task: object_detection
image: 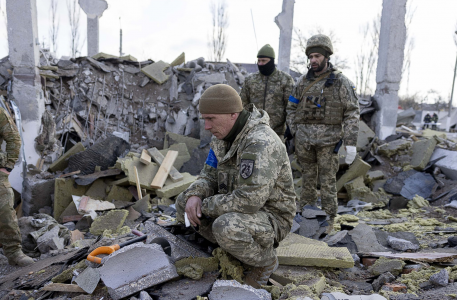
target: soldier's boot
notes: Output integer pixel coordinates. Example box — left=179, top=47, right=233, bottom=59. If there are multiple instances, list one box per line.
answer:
left=244, top=256, right=279, bottom=289
left=7, top=250, right=34, bottom=267
left=325, top=218, right=335, bottom=235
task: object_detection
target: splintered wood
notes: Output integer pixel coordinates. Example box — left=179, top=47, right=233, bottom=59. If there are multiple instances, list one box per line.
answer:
left=148, top=147, right=184, bottom=182
left=140, top=149, right=151, bottom=165
left=133, top=166, right=142, bottom=198
left=151, top=150, right=178, bottom=189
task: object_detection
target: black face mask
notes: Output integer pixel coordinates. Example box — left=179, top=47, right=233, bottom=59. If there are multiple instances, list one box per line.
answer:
left=258, top=58, right=275, bottom=76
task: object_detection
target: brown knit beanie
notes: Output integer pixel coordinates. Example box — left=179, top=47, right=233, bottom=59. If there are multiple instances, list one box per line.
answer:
left=199, top=84, right=243, bottom=114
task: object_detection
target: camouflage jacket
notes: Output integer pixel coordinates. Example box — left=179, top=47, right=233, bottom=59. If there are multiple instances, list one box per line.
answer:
left=286, top=66, right=360, bottom=147
left=240, top=69, right=294, bottom=137
left=0, top=107, right=20, bottom=170
left=183, top=104, right=296, bottom=243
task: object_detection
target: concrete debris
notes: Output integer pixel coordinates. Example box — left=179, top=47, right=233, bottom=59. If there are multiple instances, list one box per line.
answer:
left=89, top=209, right=129, bottom=235
left=321, top=293, right=387, bottom=300
left=141, top=60, right=170, bottom=84
left=208, top=280, right=271, bottom=300
left=429, top=269, right=449, bottom=287
left=337, top=157, right=371, bottom=192
left=431, top=148, right=457, bottom=180
left=368, top=257, right=406, bottom=276
left=400, top=172, right=435, bottom=200
left=349, top=224, right=387, bottom=252
left=372, top=271, right=395, bottom=292
left=99, top=243, right=179, bottom=300
left=378, top=139, right=412, bottom=158
left=75, top=267, right=100, bottom=294
left=387, top=236, right=420, bottom=251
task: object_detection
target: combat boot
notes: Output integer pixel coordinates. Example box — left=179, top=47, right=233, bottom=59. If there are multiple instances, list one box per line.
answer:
left=8, top=251, right=34, bottom=267
left=244, top=256, right=279, bottom=289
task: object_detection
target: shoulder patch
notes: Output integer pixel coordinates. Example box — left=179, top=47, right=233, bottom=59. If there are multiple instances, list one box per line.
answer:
left=240, top=159, right=255, bottom=179
left=205, top=148, right=218, bottom=169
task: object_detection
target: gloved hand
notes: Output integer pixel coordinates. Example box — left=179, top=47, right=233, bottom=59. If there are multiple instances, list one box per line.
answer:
left=345, top=146, right=357, bottom=164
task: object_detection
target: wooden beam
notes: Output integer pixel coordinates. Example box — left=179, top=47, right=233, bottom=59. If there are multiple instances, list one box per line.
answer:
left=134, top=166, right=142, bottom=199
left=151, top=150, right=178, bottom=189
left=140, top=149, right=151, bottom=165
left=148, top=147, right=183, bottom=182
left=42, top=283, right=87, bottom=293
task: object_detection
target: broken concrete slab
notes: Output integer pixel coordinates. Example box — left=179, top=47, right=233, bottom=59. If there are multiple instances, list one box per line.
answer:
left=400, top=172, right=435, bottom=200
left=374, top=230, right=419, bottom=250
left=410, top=138, right=437, bottom=170
left=368, top=256, right=406, bottom=276
left=348, top=224, right=388, bottom=252
left=49, top=142, right=85, bottom=172
left=387, top=236, right=420, bottom=252
left=36, top=226, right=65, bottom=254
left=150, top=271, right=218, bottom=300
left=155, top=172, right=197, bottom=198
left=22, top=176, right=55, bottom=216
left=99, top=243, right=179, bottom=300
left=337, top=157, right=371, bottom=192
left=321, top=293, right=387, bottom=300
left=89, top=209, right=128, bottom=235
left=66, top=136, right=130, bottom=175
left=378, top=139, right=412, bottom=158
left=298, top=218, right=320, bottom=239
left=164, top=131, right=200, bottom=155
left=430, top=148, right=457, bottom=180
left=208, top=280, right=271, bottom=300
left=54, top=178, right=89, bottom=220
left=383, top=169, right=418, bottom=195
left=84, top=179, right=108, bottom=200
left=106, top=185, right=133, bottom=202
left=276, top=236, right=354, bottom=268
left=357, top=121, right=375, bottom=151
left=372, top=272, right=395, bottom=292
left=430, top=269, right=449, bottom=287
left=75, top=267, right=100, bottom=294
left=141, top=60, right=170, bottom=84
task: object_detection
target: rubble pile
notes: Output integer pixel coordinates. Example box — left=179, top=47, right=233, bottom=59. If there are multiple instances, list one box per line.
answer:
left=2, top=53, right=457, bottom=300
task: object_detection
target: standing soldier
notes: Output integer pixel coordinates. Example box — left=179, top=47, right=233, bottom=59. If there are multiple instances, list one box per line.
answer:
left=240, top=44, right=294, bottom=138
left=286, top=34, right=360, bottom=233
left=177, top=84, right=296, bottom=288
left=0, top=107, right=34, bottom=266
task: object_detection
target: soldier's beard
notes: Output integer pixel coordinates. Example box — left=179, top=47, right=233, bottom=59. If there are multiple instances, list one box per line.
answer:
left=312, top=59, right=327, bottom=73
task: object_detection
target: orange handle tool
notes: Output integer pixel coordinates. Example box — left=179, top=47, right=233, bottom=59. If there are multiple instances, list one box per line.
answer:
left=87, top=235, right=147, bottom=264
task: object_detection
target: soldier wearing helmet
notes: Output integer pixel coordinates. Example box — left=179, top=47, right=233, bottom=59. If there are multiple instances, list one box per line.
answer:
left=286, top=34, right=360, bottom=234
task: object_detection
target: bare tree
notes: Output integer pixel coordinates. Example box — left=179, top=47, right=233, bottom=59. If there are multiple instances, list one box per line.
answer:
left=67, top=0, right=82, bottom=58
left=353, top=14, right=381, bottom=97
left=291, top=26, right=348, bottom=74
left=208, top=0, right=229, bottom=62
left=49, top=0, right=59, bottom=55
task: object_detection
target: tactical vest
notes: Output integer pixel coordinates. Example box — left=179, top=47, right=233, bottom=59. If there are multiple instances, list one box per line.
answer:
left=295, top=71, right=344, bottom=125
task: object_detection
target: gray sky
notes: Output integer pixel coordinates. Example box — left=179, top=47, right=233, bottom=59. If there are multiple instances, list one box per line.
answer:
left=1, top=0, right=457, bottom=105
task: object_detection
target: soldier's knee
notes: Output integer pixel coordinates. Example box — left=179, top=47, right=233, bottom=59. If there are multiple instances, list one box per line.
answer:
left=212, top=213, right=233, bottom=236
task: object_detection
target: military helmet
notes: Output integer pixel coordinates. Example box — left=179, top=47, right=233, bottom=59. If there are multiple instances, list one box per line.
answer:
left=305, top=34, right=333, bottom=57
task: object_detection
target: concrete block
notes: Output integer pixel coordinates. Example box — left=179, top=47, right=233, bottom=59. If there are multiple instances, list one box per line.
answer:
left=75, top=267, right=100, bottom=294
left=348, top=224, right=387, bottom=252
left=155, top=172, right=197, bottom=198
left=276, top=237, right=354, bottom=268
left=383, top=169, right=417, bottom=195
left=22, top=176, right=55, bottom=216
left=99, top=243, right=178, bottom=300
left=357, top=121, right=375, bottom=151
left=54, top=178, right=89, bottom=220
left=387, top=236, right=420, bottom=252
left=344, top=176, right=366, bottom=198
left=430, top=269, right=449, bottom=287
left=368, top=256, right=405, bottom=276
left=378, top=139, right=411, bottom=158
left=337, top=157, right=371, bottom=192
left=170, top=52, right=185, bottom=67
left=106, top=185, right=133, bottom=202
left=410, top=138, right=437, bottom=170
left=431, top=148, right=457, bottom=180
left=139, top=291, right=152, bottom=300
left=89, top=209, right=128, bottom=235
left=208, top=280, right=271, bottom=300
left=372, top=271, right=395, bottom=292
left=365, top=171, right=385, bottom=185
left=36, top=226, right=65, bottom=253
left=48, top=142, right=85, bottom=172
left=141, top=60, right=170, bottom=84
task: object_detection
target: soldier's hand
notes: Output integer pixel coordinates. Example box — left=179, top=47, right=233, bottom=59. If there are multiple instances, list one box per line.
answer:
left=0, top=168, right=10, bottom=175
left=185, top=196, right=202, bottom=226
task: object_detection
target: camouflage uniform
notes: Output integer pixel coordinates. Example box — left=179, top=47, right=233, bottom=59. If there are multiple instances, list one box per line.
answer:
left=0, top=107, right=23, bottom=259
left=240, top=69, right=294, bottom=137
left=176, top=104, right=296, bottom=267
left=286, top=64, right=359, bottom=217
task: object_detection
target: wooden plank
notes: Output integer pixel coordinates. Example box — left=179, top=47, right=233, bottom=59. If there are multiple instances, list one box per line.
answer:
left=42, top=283, right=86, bottom=293
left=148, top=147, right=183, bottom=182
left=59, top=170, right=81, bottom=178
left=134, top=166, right=142, bottom=199
left=140, top=149, right=151, bottom=165
left=151, top=150, right=178, bottom=189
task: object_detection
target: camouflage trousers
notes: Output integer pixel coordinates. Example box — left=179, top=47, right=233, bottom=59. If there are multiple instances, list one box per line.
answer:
left=295, top=143, right=338, bottom=218
left=176, top=193, right=276, bottom=267
left=0, top=173, right=22, bottom=258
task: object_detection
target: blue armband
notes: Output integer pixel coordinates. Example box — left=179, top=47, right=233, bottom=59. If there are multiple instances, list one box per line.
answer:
left=288, top=95, right=299, bottom=104
left=205, top=148, right=218, bottom=169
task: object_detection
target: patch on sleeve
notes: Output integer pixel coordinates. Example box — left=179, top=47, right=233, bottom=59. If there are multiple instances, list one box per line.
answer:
left=240, top=159, right=255, bottom=179
left=288, top=95, right=299, bottom=104
left=205, top=148, right=218, bottom=169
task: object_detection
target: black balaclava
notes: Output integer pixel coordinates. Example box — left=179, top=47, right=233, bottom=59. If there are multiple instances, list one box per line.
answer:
left=257, top=56, right=276, bottom=76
